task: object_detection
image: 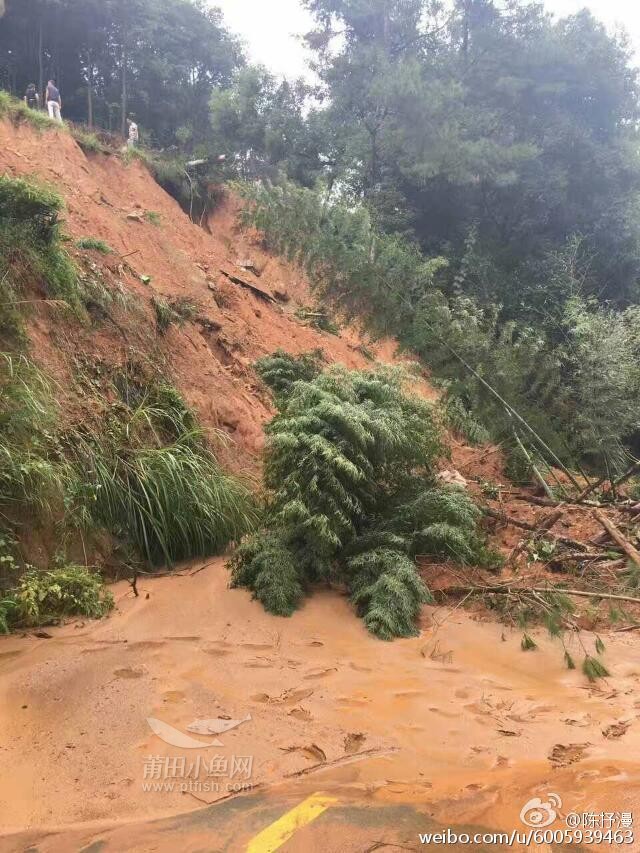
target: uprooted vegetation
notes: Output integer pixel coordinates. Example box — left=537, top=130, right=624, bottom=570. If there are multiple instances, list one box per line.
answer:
left=230, top=352, right=500, bottom=640
left=230, top=350, right=640, bottom=676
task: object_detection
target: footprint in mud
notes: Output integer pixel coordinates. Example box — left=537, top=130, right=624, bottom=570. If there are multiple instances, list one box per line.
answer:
left=251, top=687, right=314, bottom=705
left=162, top=690, right=186, bottom=703
left=127, top=640, right=166, bottom=651
left=164, top=636, right=201, bottom=642
left=337, top=695, right=371, bottom=707
left=114, top=667, right=144, bottom=679
left=428, top=707, right=459, bottom=718
left=289, top=707, right=312, bottom=721
left=240, top=643, right=274, bottom=651
left=344, top=732, right=367, bottom=754
left=455, top=688, right=470, bottom=699
left=393, top=690, right=425, bottom=699
left=202, top=646, right=232, bottom=657
left=303, top=667, right=337, bottom=680
left=549, top=742, right=590, bottom=768
left=0, top=650, right=21, bottom=661
left=349, top=662, right=372, bottom=673
left=244, top=658, right=275, bottom=669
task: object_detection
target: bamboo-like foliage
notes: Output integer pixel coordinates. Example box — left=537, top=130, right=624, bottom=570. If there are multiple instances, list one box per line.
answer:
left=231, top=358, right=495, bottom=639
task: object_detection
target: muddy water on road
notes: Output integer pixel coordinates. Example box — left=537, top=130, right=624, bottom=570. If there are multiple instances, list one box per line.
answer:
left=0, top=560, right=639, bottom=848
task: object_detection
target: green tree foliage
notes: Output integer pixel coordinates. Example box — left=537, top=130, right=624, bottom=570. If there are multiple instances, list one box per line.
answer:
left=304, top=0, right=640, bottom=307
left=230, top=361, right=495, bottom=639
left=0, top=0, right=243, bottom=145
left=210, top=67, right=321, bottom=183
left=255, top=348, right=324, bottom=399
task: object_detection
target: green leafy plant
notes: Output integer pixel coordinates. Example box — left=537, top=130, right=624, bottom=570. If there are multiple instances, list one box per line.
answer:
left=7, top=566, right=113, bottom=628
left=255, top=349, right=324, bottom=398
left=76, top=237, right=112, bottom=254
left=145, top=211, right=161, bottom=226
left=231, top=361, right=494, bottom=639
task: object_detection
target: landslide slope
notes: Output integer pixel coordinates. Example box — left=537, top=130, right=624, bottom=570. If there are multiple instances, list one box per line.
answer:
left=0, top=118, right=404, bottom=480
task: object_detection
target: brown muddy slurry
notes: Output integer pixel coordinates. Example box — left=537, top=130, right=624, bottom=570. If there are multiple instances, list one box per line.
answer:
left=1, top=561, right=639, bottom=851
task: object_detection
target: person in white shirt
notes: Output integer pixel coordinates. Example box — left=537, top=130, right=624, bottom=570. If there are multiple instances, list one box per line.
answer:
left=45, top=80, right=62, bottom=123
left=127, top=118, right=139, bottom=148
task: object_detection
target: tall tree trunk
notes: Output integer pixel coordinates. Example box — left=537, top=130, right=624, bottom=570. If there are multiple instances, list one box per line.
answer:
left=87, top=47, right=94, bottom=129
left=38, top=19, right=43, bottom=100
left=461, top=0, right=471, bottom=66
left=120, top=1, right=128, bottom=137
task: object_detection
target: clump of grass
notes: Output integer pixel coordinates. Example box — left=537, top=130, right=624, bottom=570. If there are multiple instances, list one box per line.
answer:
left=0, top=175, right=78, bottom=321
left=76, top=237, right=112, bottom=254
left=70, top=127, right=109, bottom=154
left=75, top=384, right=258, bottom=566
left=0, top=353, right=71, bottom=513
left=152, top=295, right=200, bottom=333
left=0, top=91, right=58, bottom=132
left=151, top=296, right=174, bottom=333
left=145, top=211, right=161, bottom=226
left=1, top=566, right=113, bottom=631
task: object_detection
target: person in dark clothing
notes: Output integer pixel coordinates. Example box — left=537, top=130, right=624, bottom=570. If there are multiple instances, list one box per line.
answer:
left=24, top=83, right=40, bottom=110
left=45, top=79, right=62, bottom=123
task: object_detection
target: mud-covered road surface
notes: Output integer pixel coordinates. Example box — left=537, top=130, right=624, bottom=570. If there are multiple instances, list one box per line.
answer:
left=1, top=560, right=639, bottom=851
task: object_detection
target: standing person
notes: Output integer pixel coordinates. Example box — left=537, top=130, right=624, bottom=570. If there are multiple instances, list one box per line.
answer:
left=127, top=117, right=139, bottom=148
left=24, top=83, right=40, bottom=111
left=45, top=79, right=62, bottom=123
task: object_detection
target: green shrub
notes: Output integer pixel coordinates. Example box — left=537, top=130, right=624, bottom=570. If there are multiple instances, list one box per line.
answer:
left=145, top=211, right=161, bottom=226
left=0, top=176, right=78, bottom=316
left=6, top=566, right=113, bottom=628
left=255, top=349, right=324, bottom=398
left=76, top=237, right=112, bottom=254
left=231, top=362, right=492, bottom=639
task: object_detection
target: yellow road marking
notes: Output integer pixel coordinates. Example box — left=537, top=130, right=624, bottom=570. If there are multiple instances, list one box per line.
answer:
left=246, top=792, right=338, bottom=853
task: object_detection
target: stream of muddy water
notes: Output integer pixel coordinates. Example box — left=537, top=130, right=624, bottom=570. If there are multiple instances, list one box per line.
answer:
left=1, top=560, right=639, bottom=851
